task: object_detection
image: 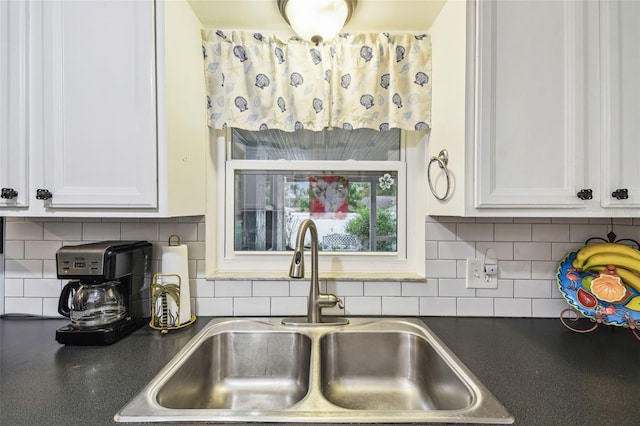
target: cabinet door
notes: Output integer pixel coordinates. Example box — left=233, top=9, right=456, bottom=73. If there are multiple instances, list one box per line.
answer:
left=0, top=0, right=29, bottom=208
left=475, top=0, right=588, bottom=208
left=600, top=0, right=640, bottom=209
left=39, top=0, right=157, bottom=208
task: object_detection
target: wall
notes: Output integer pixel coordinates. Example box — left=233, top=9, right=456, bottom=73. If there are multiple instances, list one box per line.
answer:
left=2, top=216, right=639, bottom=318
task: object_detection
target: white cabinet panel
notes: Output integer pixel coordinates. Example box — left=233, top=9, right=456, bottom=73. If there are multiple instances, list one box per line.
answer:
left=475, top=0, right=587, bottom=208
left=1, top=0, right=206, bottom=217
left=428, top=0, right=636, bottom=217
left=40, top=0, right=157, bottom=208
left=600, top=0, right=640, bottom=208
left=0, top=0, right=29, bottom=208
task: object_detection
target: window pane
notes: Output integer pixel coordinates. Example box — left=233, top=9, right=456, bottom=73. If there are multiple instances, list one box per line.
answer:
left=234, top=170, right=398, bottom=253
left=231, top=128, right=400, bottom=161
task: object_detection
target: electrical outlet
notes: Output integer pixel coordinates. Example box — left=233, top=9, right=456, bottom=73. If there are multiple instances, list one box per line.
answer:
left=466, top=258, right=498, bottom=289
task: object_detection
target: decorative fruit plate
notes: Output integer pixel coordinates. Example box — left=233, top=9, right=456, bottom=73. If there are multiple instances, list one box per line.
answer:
left=557, top=251, right=640, bottom=327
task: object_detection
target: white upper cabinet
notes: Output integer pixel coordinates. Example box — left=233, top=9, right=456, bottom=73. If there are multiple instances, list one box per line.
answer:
left=0, top=0, right=207, bottom=217
left=0, top=0, right=29, bottom=208
left=475, top=0, right=588, bottom=209
left=428, top=0, right=638, bottom=217
left=38, top=0, right=157, bottom=209
left=599, top=0, right=640, bottom=209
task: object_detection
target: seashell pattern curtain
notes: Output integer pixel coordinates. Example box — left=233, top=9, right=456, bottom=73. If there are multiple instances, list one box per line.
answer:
left=203, top=30, right=431, bottom=132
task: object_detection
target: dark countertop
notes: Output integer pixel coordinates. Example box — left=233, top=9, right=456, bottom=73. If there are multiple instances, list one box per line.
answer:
left=1, top=316, right=639, bottom=426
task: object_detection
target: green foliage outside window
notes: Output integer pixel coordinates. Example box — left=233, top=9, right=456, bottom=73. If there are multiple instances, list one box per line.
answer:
left=345, top=206, right=397, bottom=251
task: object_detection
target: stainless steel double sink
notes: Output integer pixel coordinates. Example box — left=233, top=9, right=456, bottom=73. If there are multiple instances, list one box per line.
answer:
left=115, top=318, right=513, bottom=423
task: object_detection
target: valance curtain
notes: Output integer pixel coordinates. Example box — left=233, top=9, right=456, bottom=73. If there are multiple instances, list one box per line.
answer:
left=203, top=30, right=431, bottom=132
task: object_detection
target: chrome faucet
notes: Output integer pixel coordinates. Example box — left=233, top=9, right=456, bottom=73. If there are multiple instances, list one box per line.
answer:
left=283, top=219, right=348, bottom=325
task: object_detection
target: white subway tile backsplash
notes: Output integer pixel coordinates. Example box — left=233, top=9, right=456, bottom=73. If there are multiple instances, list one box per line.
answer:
left=382, top=296, right=419, bottom=315
left=588, top=218, right=613, bottom=225
left=612, top=218, right=633, bottom=225
left=6, top=221, right=44, bottom=241
left=252, top=281, right=289, bottom=297
left=159, top=223, right=199, bottom=242
left=476, top=279, right=514, bottom=298
left=438, top=241, right=475, bottom=259
left=196, top=297, right=233, bottom=316
left=514, top=280, right=552, bottom=298
left=498, top=260, right=532, bottom=279
left=476, top=242, right=514, bottom=260
left=215, top=280, right=251, bottom=297
left=3, top=216, right=638, bottom=318
left=532, top=224, right=570, bottom=242
left=425, top=241, right=438, bottom=259
left=494, top=298, right=532, bottom=317
left=495, top=224, right=531, bottom=241
left=4, top=279, right=24, bottom=297
left=326, top=280, right=363, bottom=296
left=43, top=260, right=58, bottom=279
left=121, top=222, right=159, bottom=241
left=344, top=297, right=381, bottom=315
left=514, top=242, right=551, bottom=261
left=185, top=242, right=206, bottom=260
left=438, top=278, right=475, bottom=298
left=24, top=279, right=62, bottom=297
left=455, top=259, right=467, bottom=278
left=425, top=259, right=457, bottom=279
left=234, top=297, right=270, bottom=316
left=477, top=217, right=513, bottom=223
left=5, top=298, right=43, bottom=315
left=43, top=222, right=82, bottom=241
left=402, top=281, right=437, bottom=297
left=364, top=281, right=401, bottom=296
left=82, top=222, right=121, bottom=241
left=194, top=278, right=214, bottom=298
left=531, top=261, right=560, bottom=280
left=4, top=241, right=24, bottom=259
left=551, top=243, right=581, bottom=260
left=569, top=224, right=608, bottom=243
left=550, top=284, right=563, bottom=299
left=43, top=298, right=61, bottom=317
left=289, top=280, right=311, bottom=297
left=532, top=298, right=568, bottom=318
left=195, top=260, right=207, bottom=279
left=24, top=241, right=62, bottom=260
left=5, top=259, right=43, bottom=279
left=420, top=297, right=456, bottom=316
left=457, top=298, right=494, bottom=316
left=456, top=223, right=494, bottom=241
left=271, top=297, right=307, bottom=316
left=514, top=217, right=551, bottom=223
left=425, top=221, right=456, bottom=241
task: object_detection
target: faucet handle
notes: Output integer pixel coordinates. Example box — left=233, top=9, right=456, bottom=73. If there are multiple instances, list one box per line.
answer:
left=318, top=293, right=344, bottom=310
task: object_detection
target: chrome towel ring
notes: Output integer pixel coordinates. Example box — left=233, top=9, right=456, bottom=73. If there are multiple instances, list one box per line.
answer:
left=428, top=149, right=451, bottom=201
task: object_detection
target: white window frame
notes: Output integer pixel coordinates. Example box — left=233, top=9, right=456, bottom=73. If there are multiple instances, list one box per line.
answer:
left=206, top=129, right=427, bottom=281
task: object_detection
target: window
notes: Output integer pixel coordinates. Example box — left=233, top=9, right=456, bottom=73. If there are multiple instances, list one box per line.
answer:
left=206, top=128, right=427, bottom=280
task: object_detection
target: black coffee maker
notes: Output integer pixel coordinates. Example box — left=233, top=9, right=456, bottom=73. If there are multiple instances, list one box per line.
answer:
left=56, top=241, right=152, bottom=345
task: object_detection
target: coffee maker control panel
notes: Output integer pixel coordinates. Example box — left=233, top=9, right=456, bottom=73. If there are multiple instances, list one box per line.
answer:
left=56, top=241, right=149, bottom=280
left=57, top=251, right=105, bottom=276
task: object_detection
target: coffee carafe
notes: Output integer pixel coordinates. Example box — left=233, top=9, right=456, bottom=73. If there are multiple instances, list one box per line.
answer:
left=55, top=241, right=152, bottom=345
left=58, top=280, right=126, bottom=328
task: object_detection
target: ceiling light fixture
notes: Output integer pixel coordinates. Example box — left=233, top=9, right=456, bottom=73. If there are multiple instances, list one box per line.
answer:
left=277, top=0, right=357, bottom=44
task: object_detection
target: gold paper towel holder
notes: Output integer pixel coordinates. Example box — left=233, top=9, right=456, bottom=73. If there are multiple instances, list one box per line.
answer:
left=149, top=235, right=197, bottom=333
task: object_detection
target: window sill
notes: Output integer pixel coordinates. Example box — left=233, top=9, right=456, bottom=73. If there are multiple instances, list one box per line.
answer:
left=206, top=270, right=426, bottom=282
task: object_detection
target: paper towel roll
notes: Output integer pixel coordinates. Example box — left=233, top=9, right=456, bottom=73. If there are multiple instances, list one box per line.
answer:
left=160, top=243, right=191, bottom=325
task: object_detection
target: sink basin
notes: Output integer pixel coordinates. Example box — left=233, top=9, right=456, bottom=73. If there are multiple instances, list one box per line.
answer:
left=157, top=331, right=311, bottom=410
left=115, top=318, right=513, bottom=424
left=319, top=331, right=472, bottom=411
